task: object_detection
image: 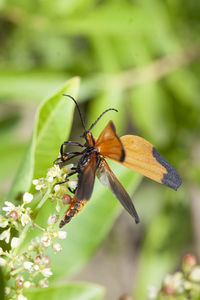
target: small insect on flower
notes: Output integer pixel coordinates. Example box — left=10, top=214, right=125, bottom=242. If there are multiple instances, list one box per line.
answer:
left=55, top=95, right=182, bottom=228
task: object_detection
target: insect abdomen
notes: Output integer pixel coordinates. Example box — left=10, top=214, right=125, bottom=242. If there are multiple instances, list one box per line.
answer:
left=59, top=198, right=86, bottom=228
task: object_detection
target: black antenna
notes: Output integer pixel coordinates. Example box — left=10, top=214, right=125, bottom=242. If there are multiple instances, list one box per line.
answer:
left=88, top=108, right=118, bottom=132
left=63, top=94, right=86, bottom=132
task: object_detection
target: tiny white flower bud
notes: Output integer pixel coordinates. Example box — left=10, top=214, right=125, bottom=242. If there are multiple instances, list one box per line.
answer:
left=2, top=201, right=14, bottom=212
left=0, top=228, right=10, bottom=243
left=41, top=235, right=51, bottom=247
left=0, top=247, right=3, bottom=255
left=68, top=178, right=78, bottom=190
left=52, top=232, right=57, bottom=238
left=23, top=261, right=34, bottom=271
left=189, top=266, right=200, bottom=282
left=11, top=237, right=20, bottom=248
left=0, top=257, right=7, bottom=266
left=23, top=192, right=33, bottom=204
left=184, top=280, right=192, bottom=291
left=18, top=295, right=27, bottom=300
left=47, top=176, right=54, bottom=182
left=57, top=231, right=67, bottom=239
left=56, top=201, right=62, bottom=212
left=43, top=256, right=50, bottom=266
left=62, top=164, right=74, bottom=172
left=35, top=184, right=42, bottom=190
left=147, top=285, right=158, bottom=300
left=48, top=214, right=59, bottom=225
left=5, top=287, right=10, bottom=295
left=41, top=268, right=52, bottom=277
left=52, top=242, right=62, bottom=253
left=34, top=264, right=39, bottom=271
left=38, top=278, right=49, bottom=288
left=0, top=215, right=9, bottom=227
left=163, top=274, right=173, bottom=286
left=31, top=237, right=40, bottom=248
left=24, top=281, right=31, bottom=288
left=16, top=276, right=24, bottom=288
left=54, top=184, right=60, bottom=192
left=21, top=213, right=31, bottom=226
left=48, top=167, right=57, bottom=177
left=32, top=179, right=39, bottom=185
left=172, top=272, right=184, bottom=294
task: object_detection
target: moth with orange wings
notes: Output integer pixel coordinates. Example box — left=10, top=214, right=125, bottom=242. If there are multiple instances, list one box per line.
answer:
left=56, top=95, right=182, bottom=228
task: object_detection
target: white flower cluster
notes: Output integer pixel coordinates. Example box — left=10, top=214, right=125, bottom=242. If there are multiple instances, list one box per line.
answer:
left=0, top=211, right=67, bottom=299
left=32, top=163, right=77, bottom=213
left=0, top=192, right=34, bottom=246
left=32, top=164, right=76, bottom=191
left=0, top=192, right=33, bottom=231
left=0, top=163, right=74, bottom=300
left=147, top=254, right=200, bottom=300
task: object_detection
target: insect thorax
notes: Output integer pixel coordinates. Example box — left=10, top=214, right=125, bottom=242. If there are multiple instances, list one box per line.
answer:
left=78, top=151, right=93, bottom=168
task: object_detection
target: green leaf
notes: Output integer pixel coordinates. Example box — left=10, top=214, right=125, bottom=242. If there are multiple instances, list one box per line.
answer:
left=0, top=267, right=5, bottom=300
left=6, top=76, right=80, bottom=203
left=25, top=282, right=105, bottom=300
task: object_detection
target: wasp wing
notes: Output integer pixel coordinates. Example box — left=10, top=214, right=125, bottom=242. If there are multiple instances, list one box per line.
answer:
left=97, top=158, right=139, bottom=224
left=76, top=152, right=98, bottom=201
left=95, top=120, right=125, bottom=162
left=118, top=135, right=182, bottom=191
left=59, top=152, right=98, bottom=227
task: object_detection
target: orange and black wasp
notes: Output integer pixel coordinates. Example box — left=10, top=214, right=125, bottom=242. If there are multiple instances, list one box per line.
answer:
left=56, top=95, right=182, bottom=228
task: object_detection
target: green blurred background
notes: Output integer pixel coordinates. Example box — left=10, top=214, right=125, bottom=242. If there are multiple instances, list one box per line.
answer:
left=0, top=1, right=200, bottom=299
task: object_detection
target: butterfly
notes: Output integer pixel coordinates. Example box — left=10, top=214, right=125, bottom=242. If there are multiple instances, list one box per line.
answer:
left=56, top=95, right=182, bottom=228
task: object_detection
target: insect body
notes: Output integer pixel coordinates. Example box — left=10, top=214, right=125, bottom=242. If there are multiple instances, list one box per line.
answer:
left=57, top=95, right=182, bottom=228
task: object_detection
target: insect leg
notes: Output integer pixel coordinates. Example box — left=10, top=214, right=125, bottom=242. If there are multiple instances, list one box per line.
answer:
left=54, top=170, right=78, bottom=186
left=65, top=170, right=78, bottom=179
left=68, top=187, right=77, bottom=194
left=60, top=141, right=84, bottom=158
left=62, top=141, right=84, bottom=147
left=54, top=151, right=83, bottom=164
left=60, top=152, right=84, bottom=164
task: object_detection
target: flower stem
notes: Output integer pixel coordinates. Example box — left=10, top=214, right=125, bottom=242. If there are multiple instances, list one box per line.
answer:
left=10, top=266, right=24, bottom=276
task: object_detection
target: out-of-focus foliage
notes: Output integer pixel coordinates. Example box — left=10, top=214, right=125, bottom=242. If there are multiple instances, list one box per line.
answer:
left=0, top=0, right=200, bottom=299
left=25, top=283, right=105, bottom=300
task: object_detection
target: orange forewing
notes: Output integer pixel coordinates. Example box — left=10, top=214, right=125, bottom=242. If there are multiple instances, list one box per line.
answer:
left=118, top=135, right=181, bottom=191
left=95, top=121, right=125, bottom=162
